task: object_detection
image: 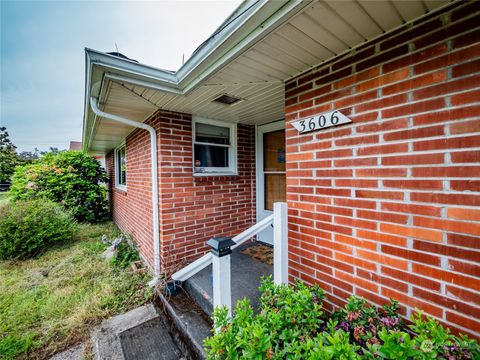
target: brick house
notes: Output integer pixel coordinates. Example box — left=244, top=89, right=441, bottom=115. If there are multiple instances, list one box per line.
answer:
left=83, top=0, right=480, bottom=337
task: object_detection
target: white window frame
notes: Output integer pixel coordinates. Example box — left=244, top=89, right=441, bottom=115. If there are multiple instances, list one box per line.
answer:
left=114, top=142, right=127, bottom=190
left=192, top=117, right=237, bottom=176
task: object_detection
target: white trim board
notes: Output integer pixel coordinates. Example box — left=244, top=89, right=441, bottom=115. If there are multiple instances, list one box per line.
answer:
left=256, top=120, right=285, bottom=245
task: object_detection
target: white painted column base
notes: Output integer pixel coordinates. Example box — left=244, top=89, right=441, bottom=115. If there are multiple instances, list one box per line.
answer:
left=212, top=253, right=232, bottom=317
left=273, top=202, right=288, bottom=285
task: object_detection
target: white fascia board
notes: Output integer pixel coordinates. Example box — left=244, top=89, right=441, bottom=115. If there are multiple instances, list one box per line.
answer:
left=104, top=73, right=183, bottom=95
left=82, top=50, right=180, bottom=151
left=179, top=0, right=313, bottom=94
left=175, top=0, right=271, bottom=82
left=86, top=49, right=178, bottom=88
left=86, top=0, right=311, bottom=95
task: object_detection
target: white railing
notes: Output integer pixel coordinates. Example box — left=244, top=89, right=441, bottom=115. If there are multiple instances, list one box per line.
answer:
left=171, top=252, right=213, bottom=282
left=171, top=213, right=274, bottom=282
left=171, top=202, right=288, bottom=315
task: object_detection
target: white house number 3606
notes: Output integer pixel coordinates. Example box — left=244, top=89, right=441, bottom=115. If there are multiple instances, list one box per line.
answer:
left=291, top=110, right=352, bottom=134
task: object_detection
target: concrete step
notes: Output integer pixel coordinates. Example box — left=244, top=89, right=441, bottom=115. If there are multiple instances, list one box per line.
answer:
left=184, top=242, right=273, bottom=317
left=91, top=304, right=187, bottom=360
left=143, top=242, right=273, bottom=359
left=156, top=287, right=212, bottom=359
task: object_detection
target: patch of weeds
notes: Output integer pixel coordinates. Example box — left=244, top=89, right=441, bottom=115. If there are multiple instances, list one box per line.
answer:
left=110, top=240, right=140, bottom=269
left=0, top=333, right=36, bottom=360
left=100, top=271, right=153, bottom=314
left=0, top=222, right=152, bottom=360
left=82, top=339, right=93, bottom=360
left=76, top=222, right=121, bottom=243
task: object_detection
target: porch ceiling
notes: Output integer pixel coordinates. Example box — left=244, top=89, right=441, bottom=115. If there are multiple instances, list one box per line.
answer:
left=86, top=0, right=452, bottom=154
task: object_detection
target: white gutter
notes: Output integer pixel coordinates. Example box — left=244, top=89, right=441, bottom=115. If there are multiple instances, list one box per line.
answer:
left=90, top=97, right=161, bottom=285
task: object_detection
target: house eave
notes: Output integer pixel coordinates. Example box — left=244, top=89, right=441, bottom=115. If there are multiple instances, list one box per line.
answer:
left=82, top=0, right=312, bottom=152
left=83, top=0, right=457, bottom=154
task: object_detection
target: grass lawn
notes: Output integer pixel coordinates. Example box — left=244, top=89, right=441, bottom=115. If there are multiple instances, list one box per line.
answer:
left=0, top=222, right=153, bottom=360
left=0, top=192, right=9, bottom=205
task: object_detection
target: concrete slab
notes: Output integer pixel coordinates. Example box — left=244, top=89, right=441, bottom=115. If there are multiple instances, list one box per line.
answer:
left=50, top=343, right=85, bottom=360
left=120, top=318, right=184, bottom=360
left=185, top=242, right=273, bottom=317
left=91, top=304, right=185, bottom=360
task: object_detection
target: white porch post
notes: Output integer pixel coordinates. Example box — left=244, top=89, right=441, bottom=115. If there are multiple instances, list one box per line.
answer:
left=207, top=236, right=235, bottom=317
left=212, top=255, right=232, bottom=315
left=273, top=202, right=288, bottom=285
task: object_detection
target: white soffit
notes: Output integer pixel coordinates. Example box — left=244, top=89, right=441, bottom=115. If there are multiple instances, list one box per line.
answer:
left=211, top=0, right=451, bottom=86
left=123, top=80, right=285, bottom=125
left=90, top=82, right=157, bottom=152
left=90, top=0, right=452, bottom=152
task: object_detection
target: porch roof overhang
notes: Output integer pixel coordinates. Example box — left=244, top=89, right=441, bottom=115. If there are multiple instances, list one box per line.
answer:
left=83, top=0, right=453, bottom=154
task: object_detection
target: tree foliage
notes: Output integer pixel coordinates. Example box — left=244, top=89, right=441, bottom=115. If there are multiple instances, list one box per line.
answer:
left=10, top=151, right=110, bottom=223
left=17, top=147, right=61, bottom=164
left=0, top=127, right=19, bottom=183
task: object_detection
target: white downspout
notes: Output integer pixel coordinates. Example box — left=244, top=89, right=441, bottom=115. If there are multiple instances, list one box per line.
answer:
left=90, top=97, right=161, bottom=285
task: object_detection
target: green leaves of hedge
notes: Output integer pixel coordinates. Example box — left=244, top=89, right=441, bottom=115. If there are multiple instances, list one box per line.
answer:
left=204, top=277, right=479, bottom=359
left=10, top=151, right=109, bottom=223
left=0, top=199, right=77, bottom=259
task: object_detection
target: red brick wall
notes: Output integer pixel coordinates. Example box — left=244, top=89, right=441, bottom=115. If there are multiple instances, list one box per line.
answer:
left=284, top=1, right=480, bottom=337
left=156, top=111, right=256, bottom=274
left=105, top=110, right=256, bottom=274
left=105, top=117, right=158, bottom=269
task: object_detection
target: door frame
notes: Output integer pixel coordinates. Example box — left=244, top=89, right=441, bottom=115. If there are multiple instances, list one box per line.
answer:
left=255, top=120, right=285, bottom=244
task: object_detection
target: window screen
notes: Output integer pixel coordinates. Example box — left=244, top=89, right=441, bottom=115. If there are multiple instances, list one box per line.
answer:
left=193, top=119, right=236, bottom=174
left=116, top=145, right=126, bottom=186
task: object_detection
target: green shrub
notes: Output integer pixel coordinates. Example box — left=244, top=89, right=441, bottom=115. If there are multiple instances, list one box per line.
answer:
left=111, top=240, right=140, bottom=268
left=204, top=277, right=326, bottom=359
left=10, top=151, right=109, bottom=223
left=204, top=277, right=479, bottom=359
left=0, top=199, right=77, bottom=259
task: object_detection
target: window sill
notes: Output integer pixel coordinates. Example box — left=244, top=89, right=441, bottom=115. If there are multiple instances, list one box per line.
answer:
left=193, top=172, right=238, bottom=177
left=114, top=185, right=127, bottom=193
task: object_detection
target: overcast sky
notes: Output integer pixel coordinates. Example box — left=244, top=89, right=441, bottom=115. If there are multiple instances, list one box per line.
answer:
left=0, top=0, right=242, bottom=152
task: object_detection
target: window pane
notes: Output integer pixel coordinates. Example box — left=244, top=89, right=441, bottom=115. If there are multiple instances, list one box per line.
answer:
left=264, top=174, right=286, bottom=211
left=117, top=147, right=126, bottom=185
left=263, top=130, right=285, bottom=172
left=194, top=144, right=228, bottom=168
left=195, top=123, right=230, bottom=145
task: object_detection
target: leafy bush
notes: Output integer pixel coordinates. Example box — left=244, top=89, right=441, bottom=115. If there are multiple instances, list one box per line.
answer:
left=204, top=277, right=479, bottom=359
left=0, top=199, right=77, bottom=259
left=330, top=296, right=403, bottom=349
left=10, top=151, right=109, bottom=223
left=205, top=277, right=326, bottom=358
